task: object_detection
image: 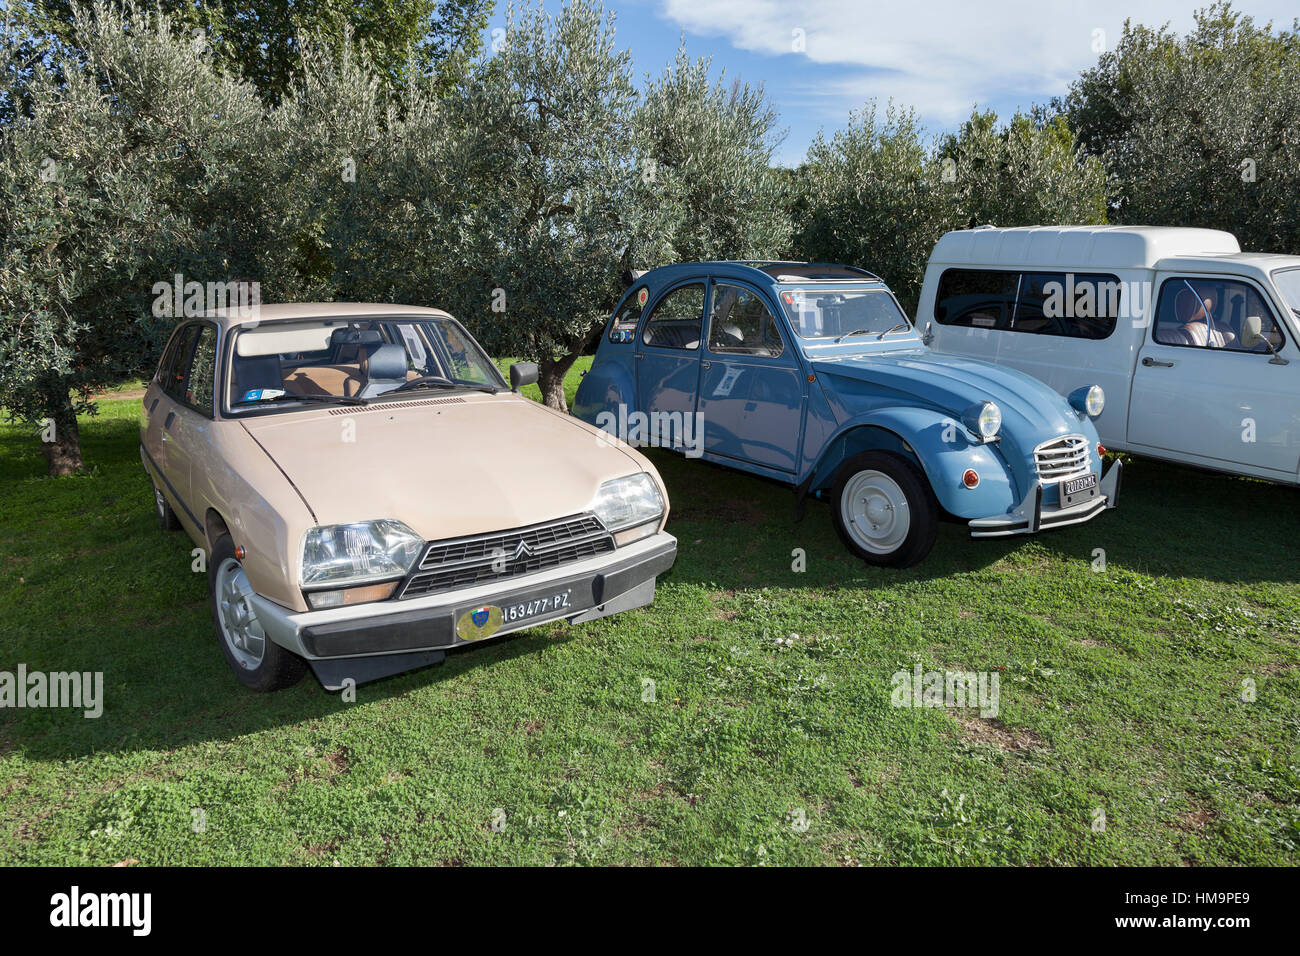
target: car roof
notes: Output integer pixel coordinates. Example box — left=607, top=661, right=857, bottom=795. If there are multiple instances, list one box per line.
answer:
left=201, top=302, right=454, bottom=332
left=929, top=225, right=1243, bottom=271
left=639, top=261, right=883, bottom=288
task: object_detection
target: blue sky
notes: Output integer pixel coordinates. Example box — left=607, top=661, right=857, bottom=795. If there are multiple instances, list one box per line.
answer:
left=487, top=0, right=1298, bottom=167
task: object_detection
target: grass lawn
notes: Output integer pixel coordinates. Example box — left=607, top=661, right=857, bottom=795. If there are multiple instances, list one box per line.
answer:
left=2, top=358, right=1298, bottom=865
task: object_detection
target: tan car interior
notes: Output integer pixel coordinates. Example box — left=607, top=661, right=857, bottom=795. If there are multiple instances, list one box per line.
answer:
left=233, top=326, right=422, bottom=402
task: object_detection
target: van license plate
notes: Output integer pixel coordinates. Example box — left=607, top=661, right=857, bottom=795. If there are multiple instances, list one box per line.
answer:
left=1061, top=473, right=1098, bottom=506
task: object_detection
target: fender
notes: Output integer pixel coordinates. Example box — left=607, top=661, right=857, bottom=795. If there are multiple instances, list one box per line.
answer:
left=572, top=346, right=637, bottom=428
left=799, top=406, right=1021, bottom=520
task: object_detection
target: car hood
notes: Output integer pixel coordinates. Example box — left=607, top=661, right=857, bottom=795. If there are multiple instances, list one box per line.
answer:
left=812, top=347, right=1083, bottom=438
left=239, top=393, right=649, bottom=538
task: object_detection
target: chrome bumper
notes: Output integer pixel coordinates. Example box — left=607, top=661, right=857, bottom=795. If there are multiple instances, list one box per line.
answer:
left=969, top=459, right=1122, bottom=538
left=247, top=531, right=677, bottom=688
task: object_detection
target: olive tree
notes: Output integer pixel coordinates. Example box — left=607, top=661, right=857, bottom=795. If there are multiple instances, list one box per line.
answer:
left=0, top=2, right=268, bottom=474
left=794, top=103, right=1106, bottom=315
left=1064, top=2, right=1300, bottom=251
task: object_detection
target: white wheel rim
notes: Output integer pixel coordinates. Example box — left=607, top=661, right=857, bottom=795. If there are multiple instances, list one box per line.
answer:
left=841, top=470, right=911, bottom=555
left=216, top=557, right=266, bottom=670
left=154, top=486, right=167, bottom=519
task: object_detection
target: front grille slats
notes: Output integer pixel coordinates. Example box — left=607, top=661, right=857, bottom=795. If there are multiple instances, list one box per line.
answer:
left=1033, top=434, right=1090, bottom=482
left=400, top=513, right=614, bottom=599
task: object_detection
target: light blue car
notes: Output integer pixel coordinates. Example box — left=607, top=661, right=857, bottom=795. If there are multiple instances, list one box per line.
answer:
left=573, top=261, right=1122, bottom=567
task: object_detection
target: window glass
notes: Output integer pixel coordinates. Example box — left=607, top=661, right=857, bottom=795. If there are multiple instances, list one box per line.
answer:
left=163, top=325, right=199, bottom=399
left=610, top=287, right=647, bottom=343
left=185, top=326, right=217, bottom=413
left=778, top=287, right=910, bottom=339
left=1269, top=268, right=1300, bottom=315
left=642, top=283, right=705, bottom=350
left=1152, top=277, right=1285, bottom=353
left=1013, top=272, right=1119, bottom=339
left=708, top=283, right=785, bottom=356
left=934, top=270, right=1018, bottom=329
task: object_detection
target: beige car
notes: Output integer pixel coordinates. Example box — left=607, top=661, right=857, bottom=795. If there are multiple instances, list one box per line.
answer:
left=140, top=303, right=677, bottom=691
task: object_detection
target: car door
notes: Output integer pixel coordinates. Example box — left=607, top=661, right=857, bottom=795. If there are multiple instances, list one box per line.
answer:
left=636, top=280, right=706, bottom=450
left=1128, top=274, right=1300, bottom=479
left=169, top=322, right=220, bottom=513
left=145, top=323, right=200, bottom=522
left=696, top=281, right=803, bottom=475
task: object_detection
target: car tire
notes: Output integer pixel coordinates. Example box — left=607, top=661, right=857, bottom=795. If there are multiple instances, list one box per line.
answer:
left=831, top=451, right=939, bottom=568
left=152, top=481, right=182, bottom=531
left=208, top=535, right=307, bottom=692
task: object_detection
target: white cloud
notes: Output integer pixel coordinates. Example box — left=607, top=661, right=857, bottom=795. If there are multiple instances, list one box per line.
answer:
left=659, top=0, right=1298, bottom=125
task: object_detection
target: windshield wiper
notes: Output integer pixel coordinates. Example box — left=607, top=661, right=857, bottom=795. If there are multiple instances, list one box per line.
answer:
left=385, top=376, right=500, bottom=396
left=234, top=393, right=367, bottom=407
left=877, top=323, right=911, bottom=339
left=834, top=328, right=874, bottom=343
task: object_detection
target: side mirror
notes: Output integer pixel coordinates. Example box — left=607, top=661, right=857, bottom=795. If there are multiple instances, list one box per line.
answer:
left=1240, top=315, right=1265, bottom=350
left=510, top=361, right=539, bottom=393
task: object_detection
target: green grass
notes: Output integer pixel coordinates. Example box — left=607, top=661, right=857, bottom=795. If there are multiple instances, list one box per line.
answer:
left=1, top=366, right=1298, bottom=865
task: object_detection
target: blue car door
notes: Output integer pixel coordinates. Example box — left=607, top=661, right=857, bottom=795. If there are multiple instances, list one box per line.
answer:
left=635, top=280, right=707, bottom=451
left=697, top=281, right=804, bottom=475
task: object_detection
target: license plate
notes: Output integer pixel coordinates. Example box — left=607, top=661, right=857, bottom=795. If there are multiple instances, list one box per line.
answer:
left=1061, top=472, right=1099, bottom=506
left=455, top=590, right=573, bottom=642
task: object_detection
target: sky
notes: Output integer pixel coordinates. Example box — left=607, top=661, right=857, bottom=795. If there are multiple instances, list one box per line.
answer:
left=486, top=0, right=1299, bottom=167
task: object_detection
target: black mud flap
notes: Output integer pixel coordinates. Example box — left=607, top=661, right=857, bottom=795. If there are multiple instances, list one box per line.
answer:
left=309, top=649, right=446, bottom=691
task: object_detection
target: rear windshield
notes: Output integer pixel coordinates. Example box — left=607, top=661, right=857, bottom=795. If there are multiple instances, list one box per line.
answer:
left=777, top=286, right=912, bottom=340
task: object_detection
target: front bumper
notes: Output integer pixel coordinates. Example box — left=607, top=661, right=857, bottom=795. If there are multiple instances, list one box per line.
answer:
left=968, top=459, right=1122, bottom=538
left=248, top=531, right=677, bottom=688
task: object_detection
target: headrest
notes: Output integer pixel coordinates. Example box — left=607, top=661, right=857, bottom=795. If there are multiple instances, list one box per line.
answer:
left=1174, top=288, right=1204, bottom=323
left=364, top=344, right=408, bottom=380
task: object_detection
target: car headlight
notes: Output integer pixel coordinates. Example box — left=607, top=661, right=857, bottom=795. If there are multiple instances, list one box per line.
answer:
left=590, top=473, right=664, bottom=544
left=961, top=401, right=1002, bottom=442
left=1069, top=385, right=1105, bottom=418
left=300, top=519, right=424, bottom=589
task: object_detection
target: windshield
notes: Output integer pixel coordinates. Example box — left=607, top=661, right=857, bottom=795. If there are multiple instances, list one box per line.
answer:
left=777, top=286, right=912, bottom=340
left=226, top=316, right=505, bottom=412
left=1271, top=267, right=1300, bottom=314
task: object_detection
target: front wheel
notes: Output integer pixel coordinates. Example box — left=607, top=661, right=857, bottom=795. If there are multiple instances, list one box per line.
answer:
left=208, top=535, right=307, bottom=692
left=152, top=481, right=181, bottom=531
left=831, top=451, right=938, bottom=568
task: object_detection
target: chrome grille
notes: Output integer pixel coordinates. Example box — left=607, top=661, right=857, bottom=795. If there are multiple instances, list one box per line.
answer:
left=400, top=514, right=614, bottom=599
left=1033, top=434, right=1091, bottom=482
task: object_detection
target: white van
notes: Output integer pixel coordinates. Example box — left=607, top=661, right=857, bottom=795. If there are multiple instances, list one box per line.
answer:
left=919, top=225, right=1300, bottom=485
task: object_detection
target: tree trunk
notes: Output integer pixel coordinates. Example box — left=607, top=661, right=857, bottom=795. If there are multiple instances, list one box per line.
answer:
left=41, top=401, right=84, bottom=477
left=538, top=352, right=580, bottom=413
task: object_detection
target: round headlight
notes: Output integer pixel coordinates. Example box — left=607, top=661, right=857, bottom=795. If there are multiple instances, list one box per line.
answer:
left=1085, top=385, right=1105, bottom=417
left=1069, top=385, right=1105, bottom=418
left=962, top=401, right=1001, bottom=441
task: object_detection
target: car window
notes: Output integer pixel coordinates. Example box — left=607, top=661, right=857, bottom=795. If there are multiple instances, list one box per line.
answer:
left=708, top=283, right=785, bottom=357
left=642, top=283, right=705, bottom=350
left=610, top=287, right=648, bottom=343
left=1013, top=272, right=1120, bottom=339
left=1152, top=277, right=1285, bottom=353
left=935, top=269, right=1119, bottom=339
left=779, top=286, right=909, bottom=339
left=185, top=325, right=217, bottom=414
left=162, top=325, right=199, bottom=400
left=934, top=269, right=1018, bottom=330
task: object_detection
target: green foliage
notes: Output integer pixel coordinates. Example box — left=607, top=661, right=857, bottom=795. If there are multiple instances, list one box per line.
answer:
left=1065, top=2, right=1300, bottom=250
left=793, top=104, right=1104, bottom=314
left=12, top=0, right=492, bottom=105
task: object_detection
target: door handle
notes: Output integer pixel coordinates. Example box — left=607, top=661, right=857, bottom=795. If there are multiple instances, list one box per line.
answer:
left=1141, top=356, right=1175, bottom=368
left=701, top=361, right=711, bottom=370
left=635, top=353, right=644, bottom=361
left=164, top=412, right=176, bottom=429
